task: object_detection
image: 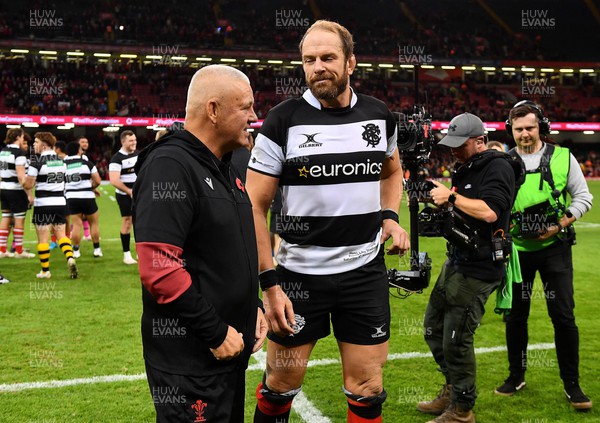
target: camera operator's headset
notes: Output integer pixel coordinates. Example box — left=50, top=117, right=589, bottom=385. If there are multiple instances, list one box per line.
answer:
left=505, top=100, right=551, bottom=137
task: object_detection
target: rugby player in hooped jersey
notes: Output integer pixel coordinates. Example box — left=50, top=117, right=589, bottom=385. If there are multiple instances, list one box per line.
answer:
left=22, top=132, right=77, bottom=279
left=247, top=20, right=410, bottom=423
left=109, top=130, right=138, bottom=264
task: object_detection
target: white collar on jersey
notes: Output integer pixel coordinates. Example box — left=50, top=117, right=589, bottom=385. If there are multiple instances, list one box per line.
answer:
left=302, top=87, right=358, bottom=110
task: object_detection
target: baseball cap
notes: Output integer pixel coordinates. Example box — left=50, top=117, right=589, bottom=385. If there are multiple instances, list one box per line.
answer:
left=438, top=113, right=485, bottom=148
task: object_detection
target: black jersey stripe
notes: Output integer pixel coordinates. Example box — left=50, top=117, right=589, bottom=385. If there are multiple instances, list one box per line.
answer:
left=35, top=191, right=65, bottom=198
left=278, top=211, right=382, bottom=247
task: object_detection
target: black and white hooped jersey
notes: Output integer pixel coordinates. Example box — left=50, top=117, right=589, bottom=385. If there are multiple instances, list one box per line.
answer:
left=64, top=155, right=98, bottom=200
left=0, top=144, right=27, bottom=191
left=248, top=89, right=398, bottom=275
left=109, top=149, right=139, bottom=195
left=27, top=151, right=66, bottom=207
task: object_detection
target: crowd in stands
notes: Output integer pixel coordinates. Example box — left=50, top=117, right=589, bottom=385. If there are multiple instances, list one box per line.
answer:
left=1, top=0, right=597, bottom=61
left=1, top=57, right=598, bottom=123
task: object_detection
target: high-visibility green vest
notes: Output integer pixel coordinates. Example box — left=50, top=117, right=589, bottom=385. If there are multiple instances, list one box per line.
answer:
left=511, top=144, right=570, bottom=252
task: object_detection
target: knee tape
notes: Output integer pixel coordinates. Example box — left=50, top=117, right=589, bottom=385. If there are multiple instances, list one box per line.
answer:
left=344, top=386, right=387, bottom=419
left=258, top=374, right=302, bottom=405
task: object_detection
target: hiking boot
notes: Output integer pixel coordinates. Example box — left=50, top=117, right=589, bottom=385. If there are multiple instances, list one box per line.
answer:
left=418, top=384, right=452, bottom=415
left=426, top=403, right=475, bottom=423
left=564, top=381, right=592, bottom=411
left=495, top=373, right=526, bottom=396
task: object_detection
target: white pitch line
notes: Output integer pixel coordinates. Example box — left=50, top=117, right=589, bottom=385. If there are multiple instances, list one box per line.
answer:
left=0, top=343, right=555, bottom=395
left=24, top=238, right=122, bottom=245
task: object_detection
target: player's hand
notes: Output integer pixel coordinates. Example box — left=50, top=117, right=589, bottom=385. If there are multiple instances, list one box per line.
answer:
left=27, top=195, right=34, bottom=208
left=93, top=188, right=101, bottom=197
left=381, top=219, right=410, bottom=256
left=210, top=325, right=244, bottom=361
left=252, top=307, right=268, bottom=353
left=262, top=285, right=295, bottom=337
left=430, top=180, right=452, bottom=207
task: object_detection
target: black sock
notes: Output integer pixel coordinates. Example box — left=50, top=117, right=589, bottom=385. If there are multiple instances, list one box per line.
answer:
left=93, top=242, right=100, bottom=249
left=120, top=233, right=130, bottom=253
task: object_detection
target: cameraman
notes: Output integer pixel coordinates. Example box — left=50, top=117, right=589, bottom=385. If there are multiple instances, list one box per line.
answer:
left=495, top=101, right=593, bottom=410
left=418, top=113, right=516, bottom=423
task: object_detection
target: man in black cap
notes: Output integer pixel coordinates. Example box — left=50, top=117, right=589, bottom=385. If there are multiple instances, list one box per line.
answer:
left=417, top=112, right=519, bottom=423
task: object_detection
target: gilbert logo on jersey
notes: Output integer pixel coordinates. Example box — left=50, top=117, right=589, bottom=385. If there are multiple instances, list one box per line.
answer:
left=298, top=133, right=322, bottom=148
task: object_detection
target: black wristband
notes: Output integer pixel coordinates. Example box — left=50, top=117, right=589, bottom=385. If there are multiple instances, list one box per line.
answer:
left=448, top=192, right=457, bottom=205
left=381, top=209, right=399, bottom=223
left=259, top=269, right=278, bottom=291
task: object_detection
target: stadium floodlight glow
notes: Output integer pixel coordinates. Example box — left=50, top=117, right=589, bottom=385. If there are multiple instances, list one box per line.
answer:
left=378, top=64, right=394, bottom=68
left=400, top=64, right=415, bottom=68
left=559, top=68, right=574, bottom=73
left=220, top=58, right=236, bottom=62
left=579, top=69, right=594, bottom=73
left=440, top=128, right=448, bottom=134
left=485, top=127, right=496, bottom=132
left=146, top=55, right=162, bottom=60
left=267, top=60, right=283, bottom=64
left=64, top=123, right=75, bottom=128
left=461, top=66, right=476, bottom=70
left=196, top=57, right=212, bottom=61
left=10, top=49, right=29, bottom=54
left=39, top=50, right=57, bottom=55
left=120, top=54, right=138, bottom=59
left=66, top=51, right=85, bottom=56
left=541, top=68, right=554, bottom=72
left=57, top=125, right=72, bottom=130
left=170, top=56, right=188, bottom=61
left=102, top=127, right=120, bottom=132
left=421, top=65, right=435, bottom=69
left=501, top=67, right=516, bottom=71
left=6, top=124, right=21, bottom=129
left=356, top=63, right=372, bottom=67
left=22, top=122, right=39, bottom=128
left=441, top=66, right=456, bottom=70
left=481, top=66, right=496, bottom=71
left=94, top=53, right=111, bottom=58
left=244, top=59, right=260, bottom=63
left=550, top=130, right=560, bottom=135
left=290, top=60, right=302, bottom=65
left=521, top=67, right=535, bottom=72
left=583, top=131, right=595, bottom=135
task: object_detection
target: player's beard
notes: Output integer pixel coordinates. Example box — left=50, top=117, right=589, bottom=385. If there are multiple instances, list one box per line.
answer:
left=308, top=66, right=349, bottom=101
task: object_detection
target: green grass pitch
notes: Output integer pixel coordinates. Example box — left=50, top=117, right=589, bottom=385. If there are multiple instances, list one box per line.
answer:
left=0, top=182, right=598, bottom=422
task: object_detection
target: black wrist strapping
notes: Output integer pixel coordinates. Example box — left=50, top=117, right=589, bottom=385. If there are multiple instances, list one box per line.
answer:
left=381, top=209, right=399, bottom=223
left=259, top=269, right=278, bottom=291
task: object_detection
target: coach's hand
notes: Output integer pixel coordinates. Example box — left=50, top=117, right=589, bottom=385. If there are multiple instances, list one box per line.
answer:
left=210, top=325, right=244, bottom=361
left=252, top=307, right=268, bottom=353
left=263, top=285, right=296, bottom=337
left=381, top=219, right=410, bottom=256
